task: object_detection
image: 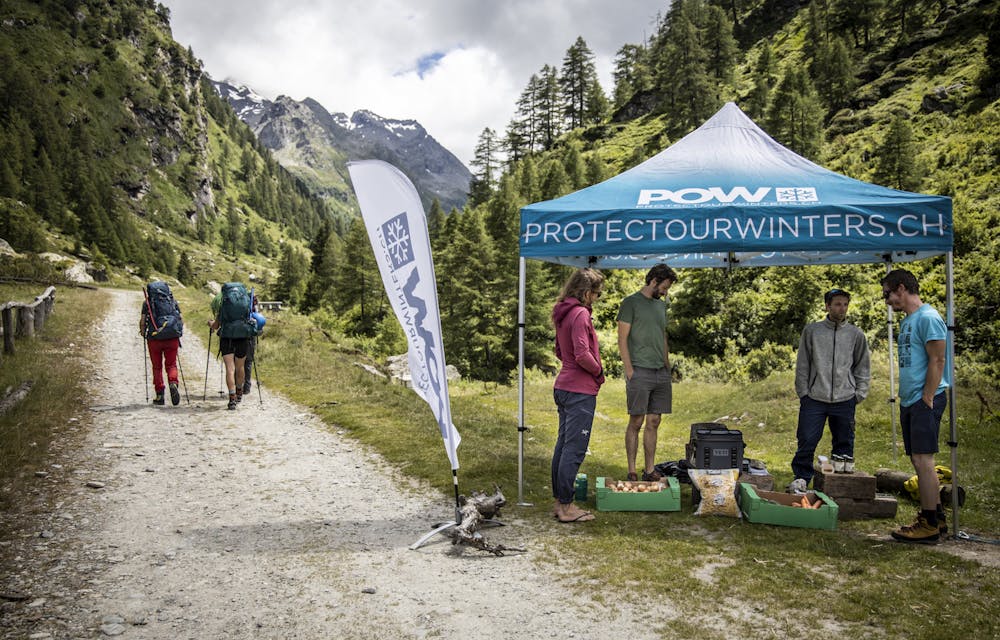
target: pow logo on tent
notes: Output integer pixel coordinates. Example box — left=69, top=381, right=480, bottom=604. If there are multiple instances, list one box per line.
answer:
left=382, top=213, right=414, bottom=269
left=776, top=187, right=818, bottom=202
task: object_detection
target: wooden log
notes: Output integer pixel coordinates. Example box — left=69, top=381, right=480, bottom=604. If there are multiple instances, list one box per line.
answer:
left=0, top=380, right=33, bottom=416
left=875, top=468, right=912, bottom=493
left=448, top=486, right=524, bottom=556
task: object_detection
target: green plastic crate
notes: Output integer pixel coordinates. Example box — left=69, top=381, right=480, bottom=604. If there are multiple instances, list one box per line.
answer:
left=596, top=476, right=681, bottom=512
left=738, top=483, right=839, bottom=530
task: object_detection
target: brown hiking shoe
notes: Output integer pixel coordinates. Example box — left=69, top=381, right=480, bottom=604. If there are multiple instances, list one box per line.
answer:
left=642, top=469, right=663, bottom=482
left=891, top=514, right=940, bottom=544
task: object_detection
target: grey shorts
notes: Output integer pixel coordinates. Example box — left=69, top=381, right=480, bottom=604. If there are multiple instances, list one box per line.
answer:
left=626, top=366, right=672, bottom=416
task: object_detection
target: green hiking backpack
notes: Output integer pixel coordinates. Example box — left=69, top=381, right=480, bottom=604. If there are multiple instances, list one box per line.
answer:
left=217, top=282, right=256, bottom=339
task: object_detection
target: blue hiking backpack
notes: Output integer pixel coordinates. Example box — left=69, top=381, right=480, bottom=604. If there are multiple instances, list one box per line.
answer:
left=217, top=282, right=257, bottom=339
left=144, top=281, right=183, bottom=340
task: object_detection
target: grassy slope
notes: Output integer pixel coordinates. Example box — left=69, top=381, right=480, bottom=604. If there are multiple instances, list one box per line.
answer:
left=0, top=284, right=108, bottom=500
left=167, top=284, right=999, bottom=639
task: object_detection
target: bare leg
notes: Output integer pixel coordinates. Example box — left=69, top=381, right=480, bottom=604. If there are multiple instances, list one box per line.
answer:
left=643, top=414, right=661, bottom=473
left=234, top=356, right=247, bottom=390
left=912, top=453, right=940, bottom=510
left=625, top=414, right=644, bottom=476
left=222, top=353, right=236, bottom=392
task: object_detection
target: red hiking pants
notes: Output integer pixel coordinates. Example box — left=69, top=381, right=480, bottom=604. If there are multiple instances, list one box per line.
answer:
left=147, top=338, right=179, bottom=392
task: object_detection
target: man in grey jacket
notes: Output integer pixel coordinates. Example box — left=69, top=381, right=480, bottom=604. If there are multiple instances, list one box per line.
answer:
left=789, top=289, right=871, bottom=493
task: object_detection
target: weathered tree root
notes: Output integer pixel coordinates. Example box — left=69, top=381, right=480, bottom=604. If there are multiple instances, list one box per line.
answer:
left=448, top=486, right=525, bottom=556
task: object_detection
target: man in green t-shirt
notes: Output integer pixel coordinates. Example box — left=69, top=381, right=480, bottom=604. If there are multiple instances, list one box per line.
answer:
left=616, top=264, right=678, bottom=482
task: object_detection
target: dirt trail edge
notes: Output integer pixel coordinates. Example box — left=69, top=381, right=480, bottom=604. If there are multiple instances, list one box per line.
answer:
left=2, top=289, right=674, bottom=640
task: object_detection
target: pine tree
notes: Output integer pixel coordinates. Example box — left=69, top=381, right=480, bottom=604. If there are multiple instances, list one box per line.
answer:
left=585, top=153, right=608, bottom=186
left=612, top=43, right=651, bottom=110
left=562, top=145, right=586, bottom=191
left=873, top=115, right=921, bottom=191
left=583, top=77, right=610, bottom=125
left=334, top=218, right=384, bottom=335
left=703, top=5, right=737, bottom=87
left=653, top=0, right=716, bottom=134
left=559, top=37, right=599, bottom=130
left=468, top=127, right=500, bottom=207
left=539, top=160, right=570, bottom=200
left=274, top=244, right=310, bottom=308
left=177, top=250, right=194, bottom=285
left=427, top=198, right=446, bottom=253
left=746, top=43, right=776, bottom=120
left=537, top=65, right=562, bottom=150
left=813, top=35, right=855, bottom=112
left=765, top=67, right=824, bottom=158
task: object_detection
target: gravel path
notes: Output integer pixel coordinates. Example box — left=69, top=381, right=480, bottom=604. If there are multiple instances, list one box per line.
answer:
left=1, top=289, right=672, bottom=639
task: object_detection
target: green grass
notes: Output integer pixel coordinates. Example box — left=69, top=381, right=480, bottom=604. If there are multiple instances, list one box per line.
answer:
left=0, top=284, right=108, bottom=503
left=166, top=289, right=998, bottom=638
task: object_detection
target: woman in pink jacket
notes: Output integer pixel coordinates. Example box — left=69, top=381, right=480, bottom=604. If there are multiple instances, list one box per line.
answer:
left=551, top=268, right=606, bottom=523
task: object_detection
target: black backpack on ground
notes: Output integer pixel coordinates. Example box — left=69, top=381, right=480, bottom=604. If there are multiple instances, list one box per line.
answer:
left=144, top=281, right=183, bottom=340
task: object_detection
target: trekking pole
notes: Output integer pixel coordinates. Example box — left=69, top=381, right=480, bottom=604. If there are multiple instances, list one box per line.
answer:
left=142, top=336, right=149, bottom=403
left=253, top=357, right=263, bottom=407
left=203, top=329, right=212, bottom=401
left=176, top=344, right=190, bottom=404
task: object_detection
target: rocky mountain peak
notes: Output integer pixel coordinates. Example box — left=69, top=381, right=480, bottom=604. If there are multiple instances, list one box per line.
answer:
left=211, top=80, right=470, bottom=213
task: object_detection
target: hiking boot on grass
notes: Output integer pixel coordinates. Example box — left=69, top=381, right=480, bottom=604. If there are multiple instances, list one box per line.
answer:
left=642, top=469, right=663, bottom=482
left=153, top=391, right=165, bottom=406
left=227, top=394, right=237, bottom=410
left=787, top=478, right=808, bottom=494
left=169, top=383, right=180, bottom=406
left=891, top=514, right=940, bottom=544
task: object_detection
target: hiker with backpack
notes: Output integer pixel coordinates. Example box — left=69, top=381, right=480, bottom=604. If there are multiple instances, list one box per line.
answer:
left=209, top=282, right=259, bottom=410
left=140, top=281, right=184, bottom=406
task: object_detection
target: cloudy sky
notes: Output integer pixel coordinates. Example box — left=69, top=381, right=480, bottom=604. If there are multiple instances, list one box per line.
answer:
left=160, top=0, right=666, bottom=166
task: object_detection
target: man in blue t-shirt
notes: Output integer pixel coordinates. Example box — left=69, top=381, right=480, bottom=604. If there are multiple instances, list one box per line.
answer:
left=882, top=269, right=950, bottom=544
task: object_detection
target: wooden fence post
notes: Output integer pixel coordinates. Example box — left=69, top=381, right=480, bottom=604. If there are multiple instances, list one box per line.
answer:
left=1, top=306, right=12, bottom=355
left=16, top=305, right=34, bottom=338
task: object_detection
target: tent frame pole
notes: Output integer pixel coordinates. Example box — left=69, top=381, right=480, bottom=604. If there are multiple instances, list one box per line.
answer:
left=885, top=263, right=898, bottom=465
left=945, top=252, right=959, bottom=538
left=516, top=257, right=532, bottom=506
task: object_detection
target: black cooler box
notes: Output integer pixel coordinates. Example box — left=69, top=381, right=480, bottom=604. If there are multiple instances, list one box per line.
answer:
left=687, top=424, right=744, bottom=470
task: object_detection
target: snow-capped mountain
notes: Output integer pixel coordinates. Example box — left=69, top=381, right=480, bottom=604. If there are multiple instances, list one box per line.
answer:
left=213, top=80, right=471, bottom=213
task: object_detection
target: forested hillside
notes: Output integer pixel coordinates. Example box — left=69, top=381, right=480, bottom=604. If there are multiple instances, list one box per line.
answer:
left=1, top=0, right=997, bottom=388
left=416, top=0, right=1000, bottom=384
left=0, top=0, right=331, bottom=291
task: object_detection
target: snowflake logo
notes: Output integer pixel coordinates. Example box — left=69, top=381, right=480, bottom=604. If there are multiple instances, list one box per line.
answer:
left=776, top=187, right=818, bottom=202
left=382, top=213, right=414, bottom=270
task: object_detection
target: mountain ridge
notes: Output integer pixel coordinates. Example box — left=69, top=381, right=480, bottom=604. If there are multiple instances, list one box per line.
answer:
left=211, top=80, right=472, bottom=213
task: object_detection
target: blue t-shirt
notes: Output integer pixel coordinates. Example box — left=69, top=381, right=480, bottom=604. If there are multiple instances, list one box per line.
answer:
left=897, top=303, right=949, bottom=407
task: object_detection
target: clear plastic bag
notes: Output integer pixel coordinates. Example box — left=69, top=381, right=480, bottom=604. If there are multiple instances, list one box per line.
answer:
left=689, top=468, right=741, bottom=518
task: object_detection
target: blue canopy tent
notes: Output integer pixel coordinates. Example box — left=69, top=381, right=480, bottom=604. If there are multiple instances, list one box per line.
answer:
left=515, top=103, right=960, bottom=529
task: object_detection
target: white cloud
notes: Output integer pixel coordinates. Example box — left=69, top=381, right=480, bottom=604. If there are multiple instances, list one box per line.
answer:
left=161, top=0, right=664, bottom=165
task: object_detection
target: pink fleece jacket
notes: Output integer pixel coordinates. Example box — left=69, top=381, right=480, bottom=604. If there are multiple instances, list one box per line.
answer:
left=552, top=297, right=605, bottom=396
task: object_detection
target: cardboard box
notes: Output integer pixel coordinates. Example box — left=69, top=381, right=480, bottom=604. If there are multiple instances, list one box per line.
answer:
left=738, top=483, right=839, bottom=530
left=596, top=476, right=681, bottom=512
